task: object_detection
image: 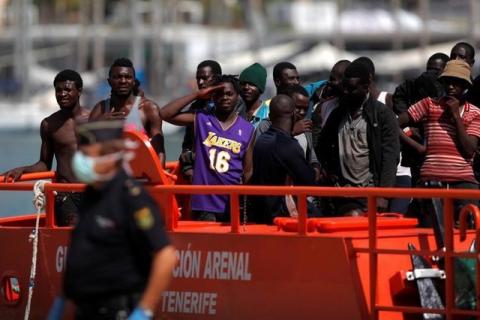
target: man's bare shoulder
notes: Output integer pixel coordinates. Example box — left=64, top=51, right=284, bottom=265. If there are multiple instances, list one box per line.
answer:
left=75, top=106, right=91, bottom=123
left=92, top=99, right=107, bottom=110
left=43, top=110, right=64, bottom=125
left=140, top=97, right=159, bottom=110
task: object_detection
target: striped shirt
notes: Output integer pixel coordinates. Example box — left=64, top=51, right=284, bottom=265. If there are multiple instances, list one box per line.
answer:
left=408, top=97, right=480, bottom=183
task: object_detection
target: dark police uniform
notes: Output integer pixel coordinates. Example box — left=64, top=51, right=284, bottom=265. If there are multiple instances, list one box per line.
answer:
left=64, top=168, right=170, bottom=319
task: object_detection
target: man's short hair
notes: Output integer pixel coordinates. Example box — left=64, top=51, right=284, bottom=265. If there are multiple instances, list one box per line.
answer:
left=109, top=57, right=135, bottom=77
left=451, top=42, right=476, bottom=61
left=278, top=84, right=308, bottom=98
left=53, top=69, right=83, bottom=90
left=273, top=62, right=297, bottom=81
left=428, top=52, right=449, bottom=64
left=197, top=60, right=222, bottom=75
left=344, top=61, right=370, bottom=84
left=214, top=74, right=240, bottom=94
left=354, top=57, right=375, bottom=77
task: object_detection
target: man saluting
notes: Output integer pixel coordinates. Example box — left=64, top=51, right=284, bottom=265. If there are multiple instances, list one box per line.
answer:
left=2, top=69, right=89, bottom=226
left=62, top=120, right=176, bottom=319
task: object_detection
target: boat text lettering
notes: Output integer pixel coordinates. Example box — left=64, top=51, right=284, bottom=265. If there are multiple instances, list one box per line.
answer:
left=55, top=246, right=68, bottom=273
left=173, top=248, right=252, bottom=281
left=162, top=291, right=217, bottom=315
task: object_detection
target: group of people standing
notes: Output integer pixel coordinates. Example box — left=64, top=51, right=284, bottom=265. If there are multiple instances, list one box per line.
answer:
left=3, top=42, right=480, bottom=226
left=163, top=42, right=480, bottom=226
left=1, top=41, right=480, bottom=319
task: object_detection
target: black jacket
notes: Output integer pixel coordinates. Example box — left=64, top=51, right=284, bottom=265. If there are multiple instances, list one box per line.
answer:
left=316, top=96, right=399, bottom=187
left=392, top=71, right=445, bottom=115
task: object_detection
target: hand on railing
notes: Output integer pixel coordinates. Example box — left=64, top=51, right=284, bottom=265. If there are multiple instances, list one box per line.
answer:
left=0, top=171, right=56, bottom=183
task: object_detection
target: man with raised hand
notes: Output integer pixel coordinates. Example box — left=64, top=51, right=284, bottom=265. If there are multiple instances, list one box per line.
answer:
left=160, top=75, right=254, bottom=222
left=89, top=58, right=165, bottom=164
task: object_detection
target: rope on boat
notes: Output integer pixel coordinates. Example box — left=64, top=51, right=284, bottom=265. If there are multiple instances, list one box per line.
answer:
left=24, top=180, right=48, bottom=320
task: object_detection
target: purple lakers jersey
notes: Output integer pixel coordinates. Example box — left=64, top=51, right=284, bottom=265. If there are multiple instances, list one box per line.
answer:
left=192, top=110, right=254, bottom=213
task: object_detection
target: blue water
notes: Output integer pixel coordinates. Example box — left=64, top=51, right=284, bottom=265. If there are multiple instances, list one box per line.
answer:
left=0, top=130, right=184, bottom=217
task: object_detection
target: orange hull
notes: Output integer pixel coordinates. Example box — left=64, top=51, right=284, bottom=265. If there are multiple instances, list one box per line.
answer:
left=0, top=216, right=477, bottom=320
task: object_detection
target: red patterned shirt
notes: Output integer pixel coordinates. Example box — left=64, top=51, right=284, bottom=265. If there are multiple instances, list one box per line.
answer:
left=408, top=97, right=480, bottom=183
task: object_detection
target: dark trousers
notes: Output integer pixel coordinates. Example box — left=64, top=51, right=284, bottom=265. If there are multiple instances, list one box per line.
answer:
left=74, top=293, right=141, bottom=320
left=416, top=180, right=478, bottom=227
left=54, top=192, right=83, bottom=226
left=389, top=175, right=412, bottom=215
left=193, top=203, right=230, bottom=222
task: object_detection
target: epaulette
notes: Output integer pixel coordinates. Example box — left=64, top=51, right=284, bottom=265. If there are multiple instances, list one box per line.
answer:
left=124, top=179, right=141, bottom=197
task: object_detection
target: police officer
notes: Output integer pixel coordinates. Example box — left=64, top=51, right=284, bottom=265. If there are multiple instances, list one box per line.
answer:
left=61, top=120, right=176, bottom=319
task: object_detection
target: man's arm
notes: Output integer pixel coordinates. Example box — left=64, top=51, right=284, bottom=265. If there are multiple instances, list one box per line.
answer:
left=88, top=102, right=104, bottom=122
left=392, top=80, right=412, bottom=115
left=159, top=85, right=224, bottom=126
left=2, top=119, right=53, bottom=182
left=305, top=132, right=322, bottom=181
left=137, top=245, right=177, bottom=314
left=304, top=80, right=327, bottom=98
left=253, top=119, right=271, bottom=143
left=142, top=100, right=166, bottom=166
left=397, top=112, right=412, bottom=128
left=281, top=141, right=316, bottom=186
left=444, top=97, right=479, bottom=158
left=158, top=93, right=197, bottom=126
left=89, top=101, right=126, bottom=122
left=379, top=106, right=400, bottom=187
left=242, top=137, right=255, bottom=183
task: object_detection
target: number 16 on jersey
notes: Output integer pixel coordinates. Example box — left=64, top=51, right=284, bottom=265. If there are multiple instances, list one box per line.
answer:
left=208, top=149, right=231, bottom=173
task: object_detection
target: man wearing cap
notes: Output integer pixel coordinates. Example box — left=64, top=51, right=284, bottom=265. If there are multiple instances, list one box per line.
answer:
left=399, top=60, right=480, bottom=220
left=61, top=120, right=176, bottom=319
left=238, top=62, right=269, bottom=128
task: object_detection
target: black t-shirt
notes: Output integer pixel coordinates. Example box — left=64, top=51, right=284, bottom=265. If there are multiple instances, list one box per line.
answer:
left=249, top=126, right=315, bottom=223
left=64, top=169, right=170, bottom=301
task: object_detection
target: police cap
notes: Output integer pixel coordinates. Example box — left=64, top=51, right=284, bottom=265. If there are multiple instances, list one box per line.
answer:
left=77, top=120, right=124, bottom=145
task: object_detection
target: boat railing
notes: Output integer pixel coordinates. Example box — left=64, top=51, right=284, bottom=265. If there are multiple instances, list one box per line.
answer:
left=153, top=184, right=480, bottom=320
left=1, top=176, right=480, bottom=319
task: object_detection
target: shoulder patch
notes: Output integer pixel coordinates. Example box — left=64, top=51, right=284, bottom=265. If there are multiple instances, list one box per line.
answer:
left=134, top=207, right=154, bottom=230
left=125, top=179, right=141, bottom=196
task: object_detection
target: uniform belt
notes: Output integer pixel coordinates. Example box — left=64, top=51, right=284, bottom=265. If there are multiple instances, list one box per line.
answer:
left=75, top=291, right=142, bottom=310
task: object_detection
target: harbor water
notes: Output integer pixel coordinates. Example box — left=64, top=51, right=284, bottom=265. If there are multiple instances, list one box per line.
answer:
left=0, top=129, right=184, bottom=217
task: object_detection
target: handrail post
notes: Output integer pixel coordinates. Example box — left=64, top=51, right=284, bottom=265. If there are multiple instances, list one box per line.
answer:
left=443, top=198, right=454, bottom=320
left=44, top=184, right=55, bottom=229
left=298, top=193, right=307, bottom=236
left=367, top=195, right=378, bottom=320
left=165, top=191, right=174, bottom=232
left=230, top=192, right=240, bottom=234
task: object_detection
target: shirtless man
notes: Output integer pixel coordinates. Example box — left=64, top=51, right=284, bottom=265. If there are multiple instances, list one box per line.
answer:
left=89, top=58, right=165, bottom=165
left=2, top=69, right=89, bottom=226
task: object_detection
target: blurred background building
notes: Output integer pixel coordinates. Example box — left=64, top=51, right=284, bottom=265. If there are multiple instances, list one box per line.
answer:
left=0, top=0, right=479, bottom=128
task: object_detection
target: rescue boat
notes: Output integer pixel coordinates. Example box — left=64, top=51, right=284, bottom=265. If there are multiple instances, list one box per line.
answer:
left=0, top=130, right=479, bottom=320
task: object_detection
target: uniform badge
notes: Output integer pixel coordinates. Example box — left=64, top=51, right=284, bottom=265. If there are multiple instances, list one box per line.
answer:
left=134, top=207, right=154, bottom=230
left=125, top=179, right=141, bottom=196
left=129, top=185, right=141, bottom=196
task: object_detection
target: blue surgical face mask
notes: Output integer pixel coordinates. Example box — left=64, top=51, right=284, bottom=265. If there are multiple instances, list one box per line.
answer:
left=72, top=151, right=123, bottom=184
left=72, top=151, right=97, bottom=184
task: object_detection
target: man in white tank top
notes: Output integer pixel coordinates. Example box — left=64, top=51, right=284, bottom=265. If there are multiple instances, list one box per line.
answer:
left=89, top=58, right=165, bottom=165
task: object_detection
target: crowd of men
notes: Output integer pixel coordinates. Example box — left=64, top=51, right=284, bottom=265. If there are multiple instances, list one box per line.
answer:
left=1, top=41, right=480, bottom=319
left=3, top=42, right=480, bottom=227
